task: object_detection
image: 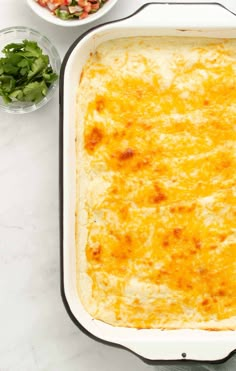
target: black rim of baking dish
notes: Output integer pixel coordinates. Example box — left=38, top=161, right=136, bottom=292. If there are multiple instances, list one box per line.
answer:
left=59, top=2, right=236, bottom=364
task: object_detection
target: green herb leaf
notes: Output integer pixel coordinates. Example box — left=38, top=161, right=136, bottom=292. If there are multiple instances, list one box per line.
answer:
left=23, top=40, right=43, bottom=58
left=43, top=71, right=58, bottom=84
left=17, top=59, right=29, bottom=68
left=9, top=89, right=24, bottom=101
left=22, top=81, right=48, bottom=103
left=2, top=42, right=25, bottom=54
left=28, top=55, right=48, bottom=79
left=0, top=75, right=16, bottom=93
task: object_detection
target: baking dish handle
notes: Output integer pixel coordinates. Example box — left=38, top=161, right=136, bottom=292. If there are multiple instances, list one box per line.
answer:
left=118, top=2, right=236, bottom=28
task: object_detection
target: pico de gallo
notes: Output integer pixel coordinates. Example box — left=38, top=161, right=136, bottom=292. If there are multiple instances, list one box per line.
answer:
left=36, top=0, right=109, bottom=20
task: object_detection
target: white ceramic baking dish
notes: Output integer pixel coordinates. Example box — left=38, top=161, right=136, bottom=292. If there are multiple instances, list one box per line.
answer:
left=60, top=2, right=236, bottom=362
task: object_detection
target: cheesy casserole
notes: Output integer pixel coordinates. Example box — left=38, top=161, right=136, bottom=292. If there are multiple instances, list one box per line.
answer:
left=76, top=37, right=236, bottom=329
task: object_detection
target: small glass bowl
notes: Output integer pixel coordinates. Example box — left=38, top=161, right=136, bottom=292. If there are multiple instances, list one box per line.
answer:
left=0, top=26, right=61, bottom=114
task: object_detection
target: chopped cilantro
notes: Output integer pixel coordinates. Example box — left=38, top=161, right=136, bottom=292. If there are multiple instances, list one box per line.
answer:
left=0, top=39, right=58, bottom=104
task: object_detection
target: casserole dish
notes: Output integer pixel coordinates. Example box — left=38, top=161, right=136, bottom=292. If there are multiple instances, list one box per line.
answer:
left=60, top=2, right=236, bottom=362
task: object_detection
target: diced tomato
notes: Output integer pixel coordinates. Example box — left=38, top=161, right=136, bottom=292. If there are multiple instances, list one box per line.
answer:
left=78, top=0, right=87, bottom=7
left=84, top=3, right=91, bottom=12
left=80, top=11, right=88, bottom=19
left=38, top=0, right=47, bottom=7
left=50, top=0, right=70, bottom=4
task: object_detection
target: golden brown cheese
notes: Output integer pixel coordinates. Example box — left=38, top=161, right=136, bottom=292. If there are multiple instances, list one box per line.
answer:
left=76, top=37, right=236, bottom=329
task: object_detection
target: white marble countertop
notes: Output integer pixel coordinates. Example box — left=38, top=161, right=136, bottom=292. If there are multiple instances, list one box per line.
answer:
left=0, top=1, right=235, bottom=370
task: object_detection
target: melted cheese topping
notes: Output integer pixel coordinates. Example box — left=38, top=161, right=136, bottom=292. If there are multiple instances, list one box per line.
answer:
left=76, top=37, right=236, bottom=329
